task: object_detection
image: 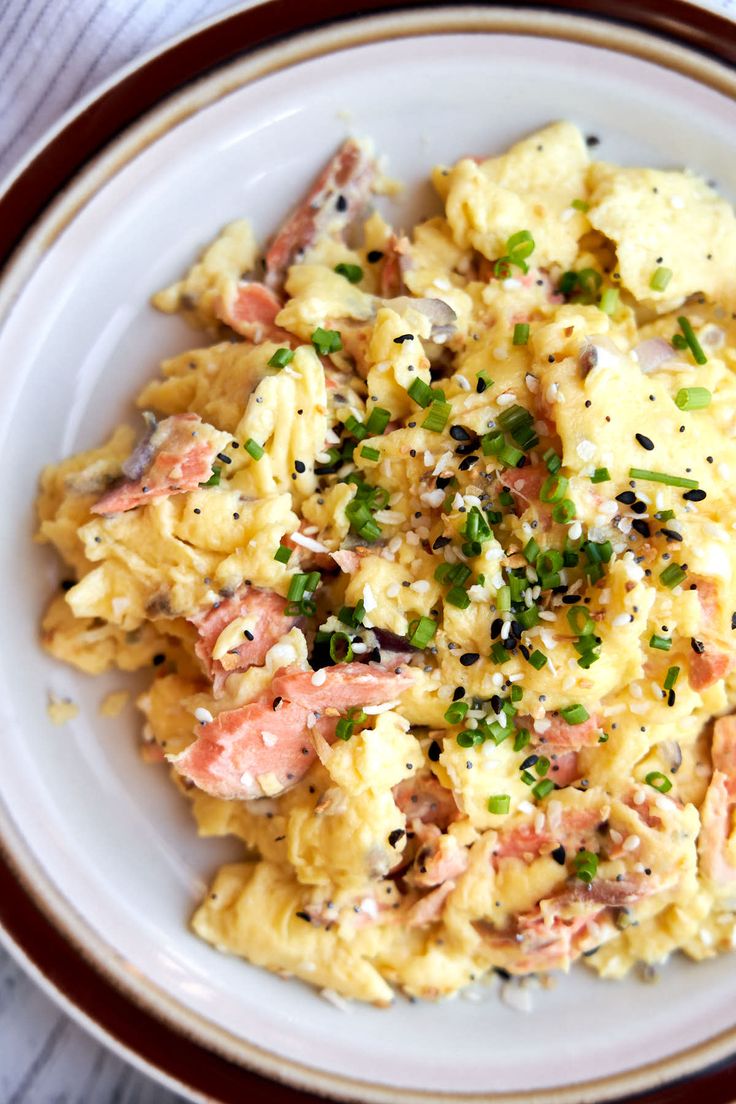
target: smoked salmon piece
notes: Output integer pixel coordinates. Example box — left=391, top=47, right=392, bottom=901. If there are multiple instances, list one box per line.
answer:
left=92, top=413, right=229, bottom=514
left=264, top=139, right=377, bottom=291
left=173, top=699, right=334, bottom=800
left=393, top=771, right=460, bottom=830
left=522, top=712, right=601, bottom=751
left=189, top=585, right=300, bottom=694
left=215, top=281, right=293, bottom=343
left=271, top=662, right=413, bottom=712
left=699, top=715, right=736, bottom=882
left=493, top=806, right=601, bottom=863
left=689, top=648, right=731, bottom=691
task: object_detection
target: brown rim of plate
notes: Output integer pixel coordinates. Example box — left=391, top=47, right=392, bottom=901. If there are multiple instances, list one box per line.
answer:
left=1, top=2, right=736, bottom=1103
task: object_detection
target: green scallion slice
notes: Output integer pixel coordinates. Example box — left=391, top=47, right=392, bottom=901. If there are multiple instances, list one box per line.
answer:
left=561, top=703, right=589, bottom=725
left=446, top=586, right=471, bottom=609
left=512, top=322, right=530, bottom=346
left=311, top=326, right=343, bottom=355
left=360, top=445, right=381, bottom=462
left=572, top=198, right=590, bottom=212
left=660, top=562, right=687, bottom=589
left=649, top=634, right=672, bottom=651
left=567, top=606, right=593, bottom=635
left=532, top=778, right=555, bottom=799
left=574, top=850, right=599, bottom=883
left=491, top=642, right=509, bottom=664
left=365, top=406, right=391, bottom=435
left=407, top=377, right=435, bottom=408
left=487, top=794, right=511, bottom=815
left=645, top=770, right=673, bottom=794
left=200, top=468, right=221, bottom=487
left=274, top=544, right=293, bottom=564
left=523, top=537, right=540, bottom=563
left=543, top=448, right=561, bottom=474
left=590, top=467, right=611, bottom=484
left=540, top=473, right=569, bottom=503
left=664, top=665, right=680, bottom=691
left=244, top=438, right=264, bottom=460
left=334, top=262, right=363, bottom=283
left=499, top=443, right=524, bottom=468
left=329, top=632, right=354, bottom=663
left=514, top=728, right=531, bottom=751
left=528, top=650, right=547, bottom=670
left=422, top=401, right=451, bottom=433
left=408, top=616, right=437, bottom=649
left=553, top=498, right=576, bottom=524
left=598, top=287, right=619, bottom=315
left=649, top=266, right=673, bottom=292
left=444, top=701, right=469, bottom=724
left=268, top=347, right=295, bottom=368
left=675, top=387, right=711, bottom=411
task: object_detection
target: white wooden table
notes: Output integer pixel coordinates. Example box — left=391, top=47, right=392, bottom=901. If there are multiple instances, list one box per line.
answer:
left=1, top=0, right=734, bottom=1100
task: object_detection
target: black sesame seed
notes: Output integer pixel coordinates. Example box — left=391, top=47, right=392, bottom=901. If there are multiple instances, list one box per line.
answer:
left=635, top=433, right=655, bottom=451
left=460, top=652, right=480, bottom=666
left=388, top=828, right=405, bottom=848
left=393, top=333, right=414, bottom=344
left=335, top=194, right=348, bottom=212
left=216, top=452, right=232, bottom=464
left=367, top=250, right=384, bottom=263
left=432, top=535, right=451, bottom=550
left=616, top=491, right=636, bottom=505
left=458, top=454, right=479, bottom=471
left=683, top=489, right=706, bottom=502
left=659, top=528, right=683, bottom=541
left=428, top=740, right=441, bottom=762
left=586, top=134, right=600, bottom=147
left=631, top=501, right=647, bottom=515
left=453, top=686, right=465, bottom=701
left=294, top=460, right=306, bottom=473
left=450, top=425, right=472, bottom=442
left=631, top=519, right=651, bottom=538
left=690, top=638, right=705, bottom=654
left=152, top=653, right=166, bottom=666
left=520, top=755, right=539, bottom=770
left=551, top=845, right=566, bottom=865
left=295, top=911, right=311, bottom=922
left=243, top=629, right=254, bottom=641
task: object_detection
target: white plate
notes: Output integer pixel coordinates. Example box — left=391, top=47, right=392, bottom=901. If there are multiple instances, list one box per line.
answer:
left=1, top=8, right=736, bottom=1102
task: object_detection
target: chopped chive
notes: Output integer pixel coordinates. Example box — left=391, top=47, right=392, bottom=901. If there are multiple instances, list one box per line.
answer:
left=360, top=445, right=381, bottom=462
left=268, top=347, right=295, bottom=368
left=561, top=703, right=589, bottom=725
left=629, top=468, right=699, bottom=490
left=274, top=544, right=293, bottom=564
left=650, top=266, right=673, bottom=292
left=329, top=632, right=354, bottom=663
left=645, top=770, right=673, bottom=793
left=675, top=387, right=711, bottom=411
left=677, top=316, right=707, bottom=365
left=200, top=468, right=221, bottom=487
left=553, top=499, right=576, bottom=524
left=511, top=684, right=523, bottom=703
left=567, top=606, right=593, bottom=635
left=407, top=377, right=434, bottom=408
left=543, top=448, right=561, bottom=474
left=287, top=574, right=309, bottom=602
left=672, top=334, right=688, bottom=350
left=591, top=467, right=610, bottom=484
left=664, top=665, right=680, bottom=690
left=660, top=562, right=687, bottom=589
left=496, top=585, right=511, bottom=612
left=521, top=769, right=535, bottom=786
left=487, top=794, right=511, bottom=815
left=523, top=537, right=540, bottom=563
left=572, top=198, right=590, bottom=212
left=491, top=642, right=509, bottom=664
left=512, top=322, right=530, bottom=346
left=649, top=634, right=672, bottom=651
left=598, top=288, right=619, bottom=315
left=446, top=586, right=471, bottom=609
left=365, top=406, right=391, bottom=435
left=456, top=731, right=475, bottom=748
left=334, top=262, right=363, bottom=283
left=540, top=473, right=569, bottom=503
left=422, top=401, right=451, bottom=433
left=481, top=430, right=504, bottom=456
left=311, top=326, right=343, bottom=355
left=528, top=650, right=548, bottom=670
left=445, top=701, right=469, bottom=724
left=344, top=414, right=368, bottom=441
left=517, top=606, right=540, bottom=630
left=535, top=756, right=550, bottom=777
left=499, top=443, right=524, bottom=468
left=244, top=438, right=264, bottom=460
left=655, top=509, right=675, bottom=521
left=574, top=850, right=599, bottom=883
left=532, top=778, right=555, bottom=799
left=514, top=728, right=531, bottom=751
left=408, top=616, right=437, bottom=649
left=497, top=405, right=532, bottom=433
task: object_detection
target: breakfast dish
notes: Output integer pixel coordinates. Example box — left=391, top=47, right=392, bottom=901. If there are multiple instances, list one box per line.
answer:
left=37, top=121, right=736, bottom=1005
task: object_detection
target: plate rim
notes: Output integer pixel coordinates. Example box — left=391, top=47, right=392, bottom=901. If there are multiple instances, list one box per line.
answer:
left=2, top=3, right=736, bottom=1102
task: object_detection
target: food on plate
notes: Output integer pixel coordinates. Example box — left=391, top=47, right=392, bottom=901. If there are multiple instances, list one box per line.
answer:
left=37, top=123, right=736, bottom=1004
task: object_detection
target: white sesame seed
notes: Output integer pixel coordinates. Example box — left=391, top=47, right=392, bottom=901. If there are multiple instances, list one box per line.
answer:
left=609, top=828, right=623, bottom=844
left=497, top=391, right=516, bottom=405
left=455, top=374, right=471, bottom=391
left=568, top=521, right=583, bottom=541
left=518, top=800, right=535, bottom=815
left=262, top=731, right=278, bottom=747
left=363, top=700, right=400, bottom=715
left=503, top=278, right=522, bottom=290
left=311, top=668, right=327, bottom=686
left=612, top=613, right=633, bottom=627
left=622, top=834, right=641, bottom=852
left=576, top=439, right=596, bottom=462
left=194, top=707, right=213, bottom=724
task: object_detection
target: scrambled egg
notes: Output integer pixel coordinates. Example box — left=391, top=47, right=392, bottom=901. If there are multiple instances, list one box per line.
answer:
left=37, top=124, right=736, bottom=1004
